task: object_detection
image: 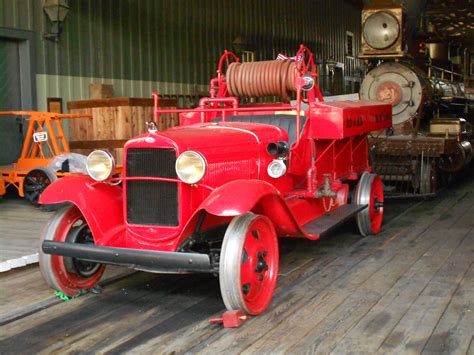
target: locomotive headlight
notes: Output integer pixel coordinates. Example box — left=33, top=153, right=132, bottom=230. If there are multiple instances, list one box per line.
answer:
left=86, top=150, right=115, bottom=181
left=267, top=159, right=287, bottom=178
left=363, top=11, right=400, bottom=50
left=175, top=151, right=207, bottom=184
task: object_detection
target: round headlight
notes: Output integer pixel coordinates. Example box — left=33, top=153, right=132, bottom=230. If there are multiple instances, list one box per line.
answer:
left=363, top=11, right=400, bottom=50
left=175, top=151, right=207, bottom=184
left=86, top=150, right=115, bottom=181
left=267, top=159, right=287, bottom=178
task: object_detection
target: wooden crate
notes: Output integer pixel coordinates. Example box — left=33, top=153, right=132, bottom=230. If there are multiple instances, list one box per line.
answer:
left=67, top=97, right=178, bottom=163
left=89, top=84, right=114, bottom=99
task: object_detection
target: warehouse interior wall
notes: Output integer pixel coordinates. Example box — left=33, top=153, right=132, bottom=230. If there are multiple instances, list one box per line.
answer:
left=0, top=0, right=364, bottom=112
left=0, top=27, right=36, bottom=164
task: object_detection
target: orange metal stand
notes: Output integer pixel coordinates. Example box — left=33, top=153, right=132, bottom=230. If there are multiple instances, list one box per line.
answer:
left=0, top=111, right=92, bottom=200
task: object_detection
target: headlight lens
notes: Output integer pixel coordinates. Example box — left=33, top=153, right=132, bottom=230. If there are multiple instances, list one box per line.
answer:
left=267, top=159, right=287, bottom=178
left=175, top=151, right=206, bottom=184
left=363, top=11, right=400, bottom=50
left=86, top=150, right=115, bottom=181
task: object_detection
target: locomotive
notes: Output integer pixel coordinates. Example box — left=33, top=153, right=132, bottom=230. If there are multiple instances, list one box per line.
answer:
left=359, top=3, right=473, bottom=197
left=38, top=46, right=391, bottom=318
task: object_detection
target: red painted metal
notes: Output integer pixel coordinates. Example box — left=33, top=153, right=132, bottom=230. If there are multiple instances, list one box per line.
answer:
left=209, top=310, right=249, bottom=328
left=309, top=101, right=392, bottom=139
left=40, top=45, right=392, bottom=247
left=40, top=176, right=126, bottom=247
left=39, top=45, right=392, bottom=317
left=369, top=175, right=384, bottom=234
left=239, top=215, right=279, bottom=315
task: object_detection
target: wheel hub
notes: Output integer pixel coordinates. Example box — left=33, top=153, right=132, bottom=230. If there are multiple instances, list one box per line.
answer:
left=64, top=224, right=101, bottom=277
left=373, top=198, right=384, bottom=212
left=254, top=251, right=268, bottom=273
left=242, top=283, right=251, bottom=295
left=26, top=177, right=46, bottom=190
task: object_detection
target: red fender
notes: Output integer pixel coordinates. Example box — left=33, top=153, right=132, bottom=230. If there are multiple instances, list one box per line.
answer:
left=39, top=176, right=125, bottom=246
left=200, top=180, right=283, bottom=216
left=180, top=180, right=306, bottom=243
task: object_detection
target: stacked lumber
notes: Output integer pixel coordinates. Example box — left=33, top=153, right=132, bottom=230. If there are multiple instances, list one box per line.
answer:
left=67, top=97, right=177, bottom=162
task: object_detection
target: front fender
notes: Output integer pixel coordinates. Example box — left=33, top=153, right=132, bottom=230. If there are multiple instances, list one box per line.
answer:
left=200, top=180, right=284, bottom=216
left=40, top=176, right=125, bottom=246
left=180, top=180, right=305, bottom=243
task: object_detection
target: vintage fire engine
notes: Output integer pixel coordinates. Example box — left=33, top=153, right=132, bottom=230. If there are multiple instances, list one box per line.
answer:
left=39, top=46, right=391, bottom=316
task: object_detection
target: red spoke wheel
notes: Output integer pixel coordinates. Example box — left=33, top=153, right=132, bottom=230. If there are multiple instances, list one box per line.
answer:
left=39, top=206, right=105, bottom=296
left=354, top=172, right=384, bottom=236
left=219, top=213, right=279, bottom=315
left=23, top=167, right=57, bottom=206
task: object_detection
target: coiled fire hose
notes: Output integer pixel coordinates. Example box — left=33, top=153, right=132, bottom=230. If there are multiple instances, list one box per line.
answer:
left=226, top=60, right=297, bottom=101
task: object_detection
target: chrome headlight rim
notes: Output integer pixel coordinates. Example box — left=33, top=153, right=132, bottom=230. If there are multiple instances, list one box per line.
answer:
left=86, top=150, right=115, bottom=182
left=363, top=11, right=400, bottom=50
left=175, top=150, right=207, bottom=184
left=267, top=159, right=287, bottom=178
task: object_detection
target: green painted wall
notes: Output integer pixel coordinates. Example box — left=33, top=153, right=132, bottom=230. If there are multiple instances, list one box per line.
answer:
left=0, top=0, right=364, bottom=106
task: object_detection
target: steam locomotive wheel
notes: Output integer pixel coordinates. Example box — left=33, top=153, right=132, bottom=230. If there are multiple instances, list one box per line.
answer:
left=39, top=206, right=105, bottom=296
left=354, top=172, right=384, bottom=236
left=416, top=160, right=437, bottom=195
left=219, top=213, right=279, bottom=315
left=23, top=167, right=57, bottom=206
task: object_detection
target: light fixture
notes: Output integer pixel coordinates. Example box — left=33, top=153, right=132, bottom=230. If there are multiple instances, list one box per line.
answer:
left=43, top=0, right=70, bottom=42
left=232, top=36, right=248, bottom=53
left=175, top=151, right=207, bottom=184
left=326, top=56, right=338, bottom=94
left=86, top=150, right=115, bottom=181
left=326, top=57, right=337, bottom=74
left=267, top=159, right=287, bottom=178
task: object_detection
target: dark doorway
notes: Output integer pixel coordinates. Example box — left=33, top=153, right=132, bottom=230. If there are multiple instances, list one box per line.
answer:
left=0, top=38, right=23, bottom=165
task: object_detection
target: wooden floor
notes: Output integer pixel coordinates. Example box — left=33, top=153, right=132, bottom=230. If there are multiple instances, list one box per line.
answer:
left=0, top=195, right=53, bottom=271
left=0, top=174, right=473, bottom=354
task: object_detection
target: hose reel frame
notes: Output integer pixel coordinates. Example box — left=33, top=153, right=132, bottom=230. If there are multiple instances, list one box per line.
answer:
left=212, top=44, right=324, bottom=105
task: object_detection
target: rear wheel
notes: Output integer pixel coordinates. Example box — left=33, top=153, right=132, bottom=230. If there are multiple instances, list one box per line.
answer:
left=39, top=206, right=105, bottom=296
left=354, top=172, right=384, bottom=236
left=23, top=167, right=57, bottom=205
left=219, top=213, right=279, bottom=315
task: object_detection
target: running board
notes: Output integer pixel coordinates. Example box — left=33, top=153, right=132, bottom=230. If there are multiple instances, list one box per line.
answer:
left=302, top=204, right=367, bottom=236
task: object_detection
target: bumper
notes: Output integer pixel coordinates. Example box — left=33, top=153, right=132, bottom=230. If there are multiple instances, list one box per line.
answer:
left=42, top=241, right=214, bottom=273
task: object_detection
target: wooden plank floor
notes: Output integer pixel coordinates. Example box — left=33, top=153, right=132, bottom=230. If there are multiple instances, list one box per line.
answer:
left=0, top=194, right=54, bottom=271
left=0, top=174, right=472, bottom=354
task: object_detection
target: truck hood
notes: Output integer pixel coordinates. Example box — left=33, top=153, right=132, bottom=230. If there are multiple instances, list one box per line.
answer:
left=124, top=121, right=287, bottom=186
left=159, top=122, right=286, bottom=151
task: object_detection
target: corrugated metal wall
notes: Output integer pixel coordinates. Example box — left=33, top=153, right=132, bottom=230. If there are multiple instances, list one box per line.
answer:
left=0, top=0, right=364, bottom=110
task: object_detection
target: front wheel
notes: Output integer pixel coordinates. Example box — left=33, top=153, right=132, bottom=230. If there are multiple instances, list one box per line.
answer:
left=39, top=206, right=105, bottom=296
left=219, top=213, right=279, bottom=315
left=354, top=172, right=384, bottom=236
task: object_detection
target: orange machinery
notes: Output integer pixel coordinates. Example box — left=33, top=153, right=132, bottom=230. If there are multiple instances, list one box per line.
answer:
left=0, top=111, right=92, bottom=205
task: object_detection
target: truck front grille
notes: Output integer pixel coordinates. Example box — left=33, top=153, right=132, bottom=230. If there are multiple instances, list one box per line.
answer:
left=126, top=148, right=178, bottom=226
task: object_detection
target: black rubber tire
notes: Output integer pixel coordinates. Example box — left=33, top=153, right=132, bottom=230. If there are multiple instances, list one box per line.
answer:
left=23, top=167, right=57, bottom=206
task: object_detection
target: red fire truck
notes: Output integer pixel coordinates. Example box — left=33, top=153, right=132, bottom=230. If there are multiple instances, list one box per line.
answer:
left=39, top=46, right=391, bottom=317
